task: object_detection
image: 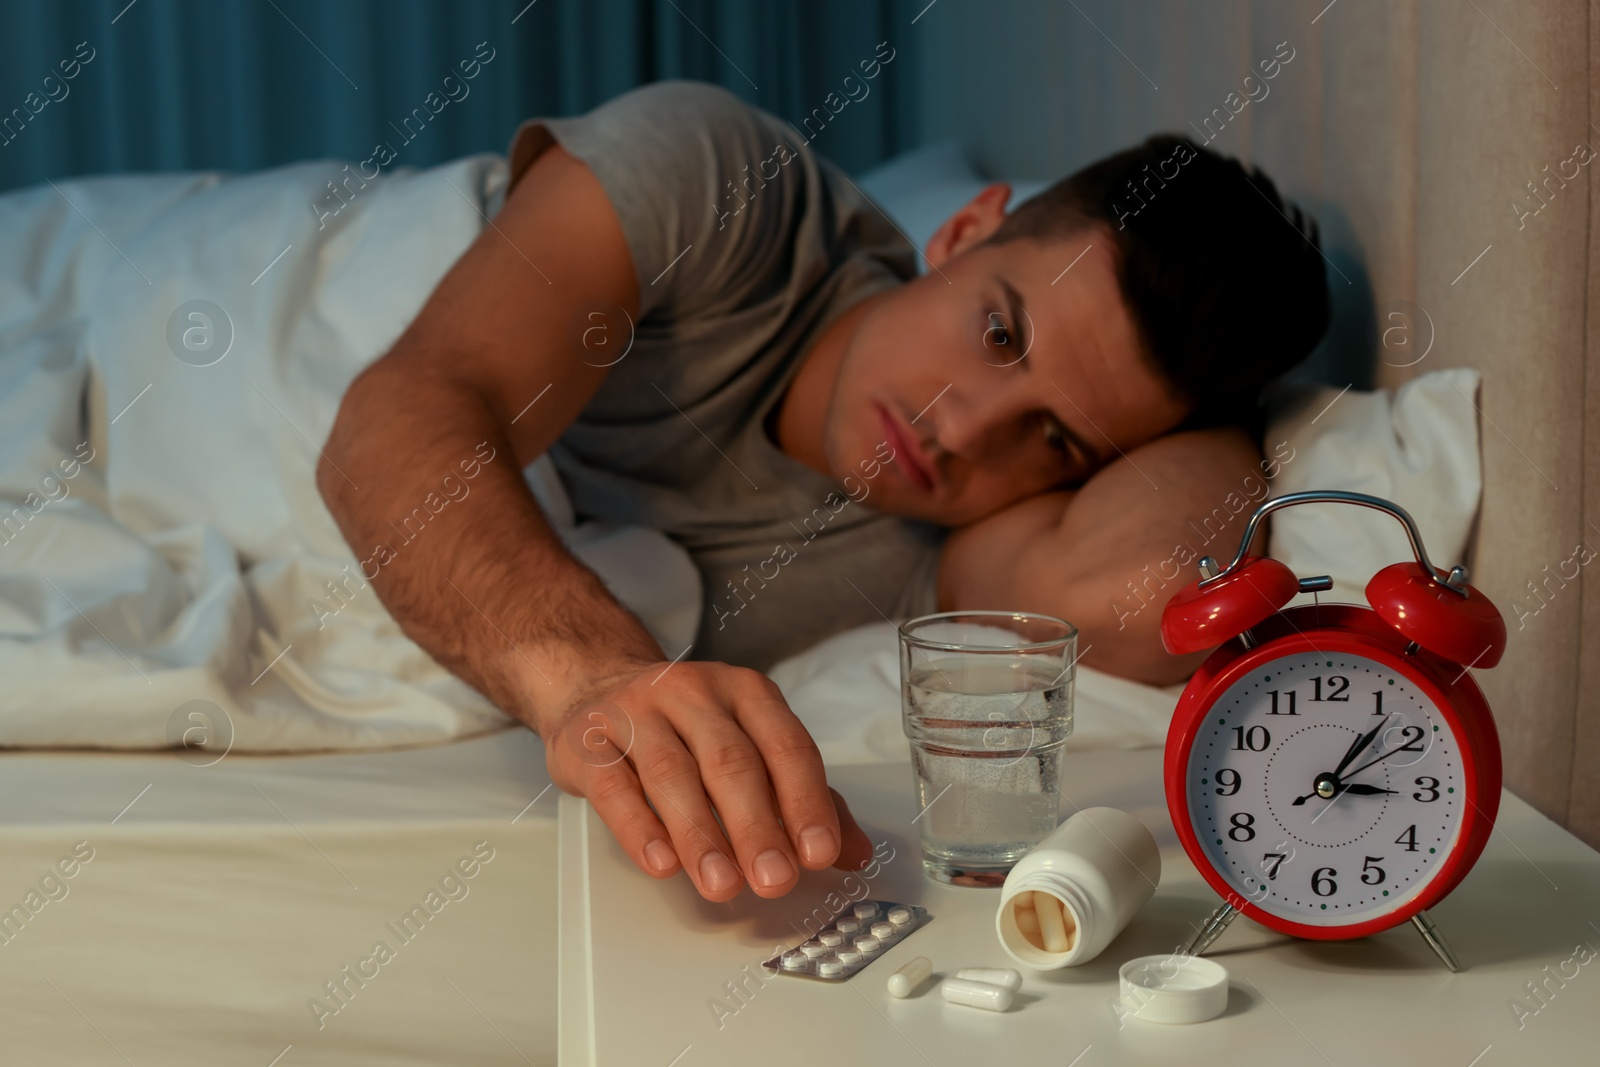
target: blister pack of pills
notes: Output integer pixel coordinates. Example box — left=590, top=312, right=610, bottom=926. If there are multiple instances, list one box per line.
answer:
left=763, top=900, right=932, bottom=981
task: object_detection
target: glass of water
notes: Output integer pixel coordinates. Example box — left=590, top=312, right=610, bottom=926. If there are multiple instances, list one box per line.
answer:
left=898, top=611, right=1078, bottom=887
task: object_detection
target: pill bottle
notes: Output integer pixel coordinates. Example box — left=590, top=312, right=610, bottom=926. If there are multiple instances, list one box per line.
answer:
left=994, top=806, right=1160, bottom=969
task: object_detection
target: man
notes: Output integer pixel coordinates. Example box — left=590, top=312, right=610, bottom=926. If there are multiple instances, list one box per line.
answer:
left=317, top=80, right=1329, bottom=904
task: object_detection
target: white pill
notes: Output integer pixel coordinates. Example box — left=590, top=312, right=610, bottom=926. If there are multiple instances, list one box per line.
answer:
left=886, top=956, right=933, bottom=998
left=836, top=918, right=860, bottom=935
left=801, top=941, right=829, bottom=958
left=820, top=932, right=845, bottom=947
left=887, top=907, right=913, bottom=926
left=855, top=935, right=882, bottom=953
left=954, top=967, right=1022, bottom=992
left=871, top=921, right=896, bottom=940
left=781, top=953, right=808, bottom=971
left=941, top=977, right=1014, bottom=1012
left=854, top=901, right=880, bottom=920
left=818, top=959, right=845, bottom=977
left=836, top=949, right=863, bottom=965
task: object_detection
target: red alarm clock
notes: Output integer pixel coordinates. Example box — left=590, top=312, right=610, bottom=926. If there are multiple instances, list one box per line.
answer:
left=1159, top=491, right=1506, bottom=971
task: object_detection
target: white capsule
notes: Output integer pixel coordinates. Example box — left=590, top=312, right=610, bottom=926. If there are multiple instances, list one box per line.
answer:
left=941, top=977, right=1014, bottom=1012
left=871, top=921, right=896, bottom=940
left=800, top=941, right=829, bottom=958
left=886, top=956, right=933, bottom=998
left=818, top=959, right=845, bottom=977
left=836, top=949, right=863, bottom=965
left=1034, top=891, right=1073, bottom=953
left=887, top=907, right=913, bottom=926
left=781, top=953, right=808, bottom=971
left=954, top=967, right=1022, bottom=992
left=820, top=932, right=845, bottom=947
left=855, top=935, right=882, bottom=953
left=835, top=918, right=860, bottom=935
left=854, top=901, right=880, bottom=920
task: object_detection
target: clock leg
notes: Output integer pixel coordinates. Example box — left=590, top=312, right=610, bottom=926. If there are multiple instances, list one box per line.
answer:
left=1183, top=901, right=1237, bottom=958
left=1411, top=910, right=1462, bottom=973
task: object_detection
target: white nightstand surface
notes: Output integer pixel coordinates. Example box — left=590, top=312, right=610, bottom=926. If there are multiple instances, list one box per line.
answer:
left=559, top=748, right=1600, bottom=1066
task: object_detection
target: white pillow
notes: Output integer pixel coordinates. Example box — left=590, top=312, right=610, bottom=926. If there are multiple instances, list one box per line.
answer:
left=1262, top=367, right=1483, bottom=609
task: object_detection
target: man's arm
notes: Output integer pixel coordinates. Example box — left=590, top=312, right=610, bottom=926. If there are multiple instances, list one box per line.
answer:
left=318, top=143, right=870, bottom=902
left=937, top=425, right=1272, bottom=686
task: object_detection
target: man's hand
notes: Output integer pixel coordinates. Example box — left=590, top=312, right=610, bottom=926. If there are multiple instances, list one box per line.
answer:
left=315, top=140, right=870, bottom=903
left=542, top=659, right=875, bottom=900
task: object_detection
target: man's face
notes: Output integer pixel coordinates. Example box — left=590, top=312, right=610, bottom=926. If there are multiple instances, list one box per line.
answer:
left=823, top=199, right=1192, bottom=527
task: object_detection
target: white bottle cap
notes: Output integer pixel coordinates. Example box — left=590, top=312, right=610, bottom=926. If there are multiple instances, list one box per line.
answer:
left=1118, top=954, right=1229, bottom=1024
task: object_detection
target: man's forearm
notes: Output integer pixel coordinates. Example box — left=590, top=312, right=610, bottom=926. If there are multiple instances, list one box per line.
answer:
left=317, top=360, right=663, bottom=735
left=938, top=427, right=1271, bottom=685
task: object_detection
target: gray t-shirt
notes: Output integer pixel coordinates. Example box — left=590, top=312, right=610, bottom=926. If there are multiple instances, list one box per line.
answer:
left=504, top=80, right=945, bottom=670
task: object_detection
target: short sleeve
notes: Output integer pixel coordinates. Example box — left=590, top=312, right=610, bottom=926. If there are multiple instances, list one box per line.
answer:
left=504, top=80, right=818, bottom=323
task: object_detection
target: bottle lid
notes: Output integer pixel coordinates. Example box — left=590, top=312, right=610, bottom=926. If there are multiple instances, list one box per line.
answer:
left=1118, top=954, right=1228, bottom=1024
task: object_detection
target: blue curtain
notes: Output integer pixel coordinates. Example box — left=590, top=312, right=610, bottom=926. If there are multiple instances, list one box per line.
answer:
left=0, top=0, right=923, bottom=193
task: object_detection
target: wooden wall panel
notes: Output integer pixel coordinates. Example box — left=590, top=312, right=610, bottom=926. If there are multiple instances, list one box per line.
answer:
left=1416, top=0, right=1589, bottom=839
left=913, top=0, right=1598, bottom=847
left=1573, top=0, right=1600, bottom=850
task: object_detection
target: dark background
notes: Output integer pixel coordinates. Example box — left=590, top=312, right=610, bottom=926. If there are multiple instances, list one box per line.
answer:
left=0, top=0, right=925, bottom=192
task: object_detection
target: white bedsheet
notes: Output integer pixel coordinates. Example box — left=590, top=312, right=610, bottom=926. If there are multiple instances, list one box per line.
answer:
left=0, top=158, right=699, bottom=752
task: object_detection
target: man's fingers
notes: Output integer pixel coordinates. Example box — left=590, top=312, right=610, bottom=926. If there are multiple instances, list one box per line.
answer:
left=829, top=787, right=876, bottom=872
left=673, top=697, right=802, bottom=898
left=629, top=715, right=748, bottom=902
left=720, top=673, right=842, bottom=871
left=574, top=752, right=682, bottom=880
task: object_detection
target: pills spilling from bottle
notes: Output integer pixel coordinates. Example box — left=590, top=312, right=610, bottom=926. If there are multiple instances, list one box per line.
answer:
left=886, top=956, right=933, bottom=998
left=941, top=976, right=1015, bottom=1012
left=762, top=900, right=932, bottom=982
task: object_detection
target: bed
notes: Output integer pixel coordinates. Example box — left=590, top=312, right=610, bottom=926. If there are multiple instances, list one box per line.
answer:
left=0, top=133, right=1486, bottom=1061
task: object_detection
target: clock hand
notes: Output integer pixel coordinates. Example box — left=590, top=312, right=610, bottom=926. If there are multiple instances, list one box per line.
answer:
left=1332, top=714, right=1392, bottom=779
left=1292, top=780, right=1400, bottom=805
left=1309, top=781, right=1386, bottom=826
left=1290, top=714, right=1396, bottom=805
left=1340, top=738, right=1412, bottom=784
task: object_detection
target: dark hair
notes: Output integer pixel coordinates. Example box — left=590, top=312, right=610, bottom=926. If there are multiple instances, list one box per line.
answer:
left=984, top=134, right=1330, bottom=432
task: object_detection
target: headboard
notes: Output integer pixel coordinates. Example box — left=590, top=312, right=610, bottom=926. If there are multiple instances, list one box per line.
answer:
left=910, top=0, right=1599, bottom=848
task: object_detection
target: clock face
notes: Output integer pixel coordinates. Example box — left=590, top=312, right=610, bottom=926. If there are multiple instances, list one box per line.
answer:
left=1185, top=650, right=1464, bottom=927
